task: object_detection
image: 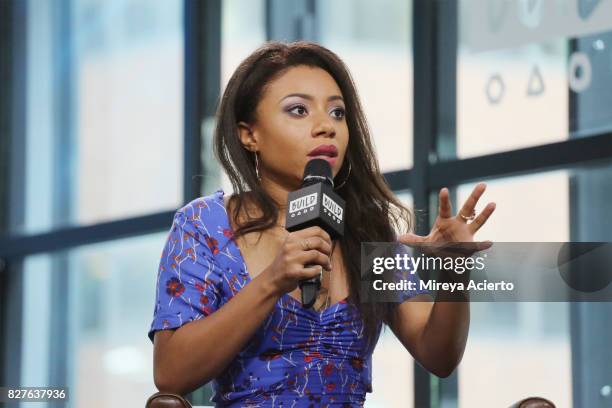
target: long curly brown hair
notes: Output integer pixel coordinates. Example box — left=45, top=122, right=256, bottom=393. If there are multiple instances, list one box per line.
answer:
left=213, top=41, right=414, bottom=352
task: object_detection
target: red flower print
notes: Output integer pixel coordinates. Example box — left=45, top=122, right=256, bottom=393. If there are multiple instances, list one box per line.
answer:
left=228, top=275, right=241, bottom=296
left=223, top=228, right=234, bottom=240
left=200, top=294, right=209, bottom=305
left=166, top=277, right=185, bottom=297
left=303, top=351, right=322, bottom=363
left=205, top=235, right=220, bottom=255
left=187, top=215, right=201, bottom=225
left=323, top=363, right=334, bottom=377
left=350, top=357, right=364, bottom=372
left=325, top=382, right=336, bottom=392
left=185, top=248, right=195, bottom=261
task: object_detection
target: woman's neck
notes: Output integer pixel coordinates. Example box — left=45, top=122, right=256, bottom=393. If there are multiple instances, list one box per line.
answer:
left=260, top=175, right=301, bottom=226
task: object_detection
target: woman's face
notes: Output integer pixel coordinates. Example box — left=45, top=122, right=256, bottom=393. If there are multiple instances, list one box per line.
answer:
left=239, top=65, right=349, bottom=191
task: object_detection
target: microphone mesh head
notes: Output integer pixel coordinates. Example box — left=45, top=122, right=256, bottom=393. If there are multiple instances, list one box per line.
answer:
left=302, top=158, right=334, bottom=187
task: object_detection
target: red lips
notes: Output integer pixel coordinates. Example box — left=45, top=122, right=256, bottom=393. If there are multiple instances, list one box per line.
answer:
left=307, top=144, right=338, bottom=157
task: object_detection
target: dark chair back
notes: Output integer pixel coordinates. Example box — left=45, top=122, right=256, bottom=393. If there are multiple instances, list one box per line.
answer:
left=144, top=392, right=556, bottom=407
left=508, top=396, right=556, bottom=408
left=145, top=392, right=193, bottom=408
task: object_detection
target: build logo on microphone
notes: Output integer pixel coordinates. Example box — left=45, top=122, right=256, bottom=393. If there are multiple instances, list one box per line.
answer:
left=289, top=193, right=317, bottom=217
left=323, top=194, right=343, bottom=223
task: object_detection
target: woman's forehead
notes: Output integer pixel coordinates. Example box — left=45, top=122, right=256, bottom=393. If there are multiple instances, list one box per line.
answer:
left=263, top=65, right=343, bottom=101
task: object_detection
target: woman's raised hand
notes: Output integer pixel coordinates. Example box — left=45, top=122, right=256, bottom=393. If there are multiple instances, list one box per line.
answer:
left=397, top=183, right=496, bottom=256
left=263, top=226, right=333, bottom=296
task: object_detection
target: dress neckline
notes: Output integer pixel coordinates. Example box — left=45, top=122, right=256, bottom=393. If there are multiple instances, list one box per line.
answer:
left=214, top=188, right=349, bottom=316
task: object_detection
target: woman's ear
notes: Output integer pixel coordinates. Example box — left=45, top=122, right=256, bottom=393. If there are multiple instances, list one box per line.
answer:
left=238, top=121, right=258, bottom=152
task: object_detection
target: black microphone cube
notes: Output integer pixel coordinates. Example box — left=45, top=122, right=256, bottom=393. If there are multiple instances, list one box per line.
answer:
left=285, top=183, right=345, bottom=240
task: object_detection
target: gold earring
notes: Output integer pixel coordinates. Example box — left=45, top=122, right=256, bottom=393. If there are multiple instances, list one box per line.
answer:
left=254, top=152, right=261, bottom=181
left=334, top=161, right=351, bottom=190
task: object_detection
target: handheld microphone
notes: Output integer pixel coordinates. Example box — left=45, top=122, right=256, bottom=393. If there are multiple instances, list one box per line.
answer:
left=285, top=158, right=346, bottom=308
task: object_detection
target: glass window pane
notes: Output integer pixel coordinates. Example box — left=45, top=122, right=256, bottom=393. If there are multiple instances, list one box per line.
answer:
left=221, top=0, right=266, bottom=87
left=456, top=1, right=612, bottom=159
left=369, top=189, right=414, bottom=408
left=396, top=190, right=413, bottom=208
left=456, top=37, right=568, bottom=159
left=218, top=0, right=266, bottom=194
left=318, top=0, right=413, bottom=172
left=395, top=190, right=415, bottom=235
left=458, top=171, right=569, bottom=242
left=570, top=31, right=612, bottom=136
left=20, top=232, right=166, bottom=407
left=369, top=329, right=414, bottom=408
left=19, top=0, right=183, bottom=235
left=457, top=171, right=572, bottom=407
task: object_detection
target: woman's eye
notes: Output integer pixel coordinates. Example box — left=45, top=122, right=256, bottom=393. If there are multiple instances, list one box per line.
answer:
left=331, top=108, right=345, bottom=119
left=287, top=105, right=345, bottom=119
left=288, top=105, right=307, bottom=116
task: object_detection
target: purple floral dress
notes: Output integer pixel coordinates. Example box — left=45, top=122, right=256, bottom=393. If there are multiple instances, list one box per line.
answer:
left=148, top=189, right=427, bottom=407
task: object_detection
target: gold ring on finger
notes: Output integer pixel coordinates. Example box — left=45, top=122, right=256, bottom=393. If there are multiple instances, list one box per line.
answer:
left=460, top=210, right=476, bottom=222
left=302, top=239, right=311, bottom=251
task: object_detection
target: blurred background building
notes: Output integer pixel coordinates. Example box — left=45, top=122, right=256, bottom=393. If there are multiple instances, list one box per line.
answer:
left=0, top=0, right=611, bottom=407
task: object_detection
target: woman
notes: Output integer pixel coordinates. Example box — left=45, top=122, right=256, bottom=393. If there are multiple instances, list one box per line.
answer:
left=148, top=41, right=495, bottom=407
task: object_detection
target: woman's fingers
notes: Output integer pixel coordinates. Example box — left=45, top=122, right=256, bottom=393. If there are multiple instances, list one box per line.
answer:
left=438, top=187, right=453, bottom=219
left=289, top=235, right=332, bottom=256
left=397, top=232, right=426, bottom=245
left=456, top=183, right=486, bottom=222
left=269, top=227, right=337, bottom=295
left=302, top=264, right=324, bottom=279
left=293, top=226, right=332, bottom=247
left=300, top=249, right=332, bottom=271
left=469, top=202, right=496, bottom=233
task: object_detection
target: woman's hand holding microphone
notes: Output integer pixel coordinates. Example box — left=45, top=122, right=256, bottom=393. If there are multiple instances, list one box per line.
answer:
left=261, top=226, right=333, bottom=297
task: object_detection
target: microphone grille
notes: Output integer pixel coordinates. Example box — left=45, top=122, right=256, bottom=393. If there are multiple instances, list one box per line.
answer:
left=302, top=158, right=333, bottom=187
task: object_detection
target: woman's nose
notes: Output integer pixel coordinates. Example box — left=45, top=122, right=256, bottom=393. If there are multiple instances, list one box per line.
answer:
left=311, top=115, right=336, bottom=138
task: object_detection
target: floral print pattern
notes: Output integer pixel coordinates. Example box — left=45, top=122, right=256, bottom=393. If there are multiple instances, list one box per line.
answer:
left=149, top=189, right=426, bottom=407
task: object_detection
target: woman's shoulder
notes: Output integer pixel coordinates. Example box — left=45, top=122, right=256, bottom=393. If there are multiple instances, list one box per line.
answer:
left=171, top=189, right=235, bottom=251
left=176, top=188, right=226, bottom=223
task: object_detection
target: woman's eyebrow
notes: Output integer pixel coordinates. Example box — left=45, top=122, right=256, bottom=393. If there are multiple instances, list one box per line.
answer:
left=279, top=93, right=344, bottom=103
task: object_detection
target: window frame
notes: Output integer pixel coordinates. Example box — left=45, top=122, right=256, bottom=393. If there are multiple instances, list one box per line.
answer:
left=1, top=0, right=611, bottom=406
